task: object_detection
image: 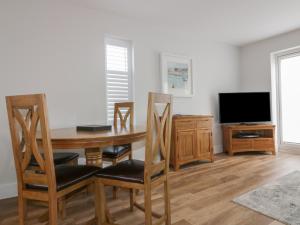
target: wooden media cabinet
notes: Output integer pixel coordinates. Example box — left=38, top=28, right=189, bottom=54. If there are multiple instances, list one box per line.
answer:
left=222, top=124, right=276, bottom=155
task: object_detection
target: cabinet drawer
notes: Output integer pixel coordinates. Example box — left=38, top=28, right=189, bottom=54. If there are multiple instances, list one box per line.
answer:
left=197, top=119, right=212, bottom=129
left=253, top=139, right=274, bottom=149
left=232, top=139, right=252, bottom=150
left=175, top=121, right=196, bottom=130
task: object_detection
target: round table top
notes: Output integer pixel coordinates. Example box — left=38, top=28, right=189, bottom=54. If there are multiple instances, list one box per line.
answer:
left=47, top=125, right=146, bottom=149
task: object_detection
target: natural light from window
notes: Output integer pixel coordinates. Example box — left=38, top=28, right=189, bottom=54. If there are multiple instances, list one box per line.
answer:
left=280, top=54, right=300, bottom=144
left=105, top=38, right=133, bottom=123
left=106, top=45, right=128, bottom=72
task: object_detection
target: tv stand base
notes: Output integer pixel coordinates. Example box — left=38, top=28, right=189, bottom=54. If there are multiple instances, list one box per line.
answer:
left=222, top=124, right=276, bottom=155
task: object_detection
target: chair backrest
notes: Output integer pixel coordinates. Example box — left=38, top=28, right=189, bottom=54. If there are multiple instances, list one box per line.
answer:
left=144, top=92, right=173, bottom=181
left=114, top=102, right=134, bottom=128
left=6, top=94, right=56, bottom=192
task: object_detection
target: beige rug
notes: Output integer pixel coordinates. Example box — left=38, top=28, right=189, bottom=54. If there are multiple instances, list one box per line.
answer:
left=234, top=171, right=300, bottom=225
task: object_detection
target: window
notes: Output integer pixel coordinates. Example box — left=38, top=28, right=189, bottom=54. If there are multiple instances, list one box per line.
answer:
left=105, top=37, right=133, bottom=122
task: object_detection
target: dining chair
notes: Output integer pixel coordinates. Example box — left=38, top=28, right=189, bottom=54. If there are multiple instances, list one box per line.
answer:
left=102, top=102, right=134, bottom=198
left=17, top=113, right=80, bottom=219
left=95, top=92, right=173, bottom=225
left=6, top=94, right=99, bottom=225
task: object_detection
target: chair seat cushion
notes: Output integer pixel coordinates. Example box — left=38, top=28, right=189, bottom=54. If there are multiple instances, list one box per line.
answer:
left=29, top=152, right=79, bottom=167
left=95, top=159, right=145, bottom=184
left=102, top=145, right=130, bottom=158
left=27, top=165, right=100, bottom=191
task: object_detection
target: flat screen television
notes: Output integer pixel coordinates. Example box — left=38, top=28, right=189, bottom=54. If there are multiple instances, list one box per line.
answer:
left=219, top=92, right=271, bottom=124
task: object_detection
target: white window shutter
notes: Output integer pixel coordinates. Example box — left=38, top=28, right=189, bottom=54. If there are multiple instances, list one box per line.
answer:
left=105, top=38, right=133, bottom=122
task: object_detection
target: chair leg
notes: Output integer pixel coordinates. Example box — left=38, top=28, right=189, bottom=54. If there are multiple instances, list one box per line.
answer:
left=18, top=195, right=27, bottom=225
left=112, top=186, right=118, bottom=199
left=112, top=159, right=118, bottom=199
left=48, top=197, right=58, bottom=225
left=144, top=184, right=152, bottom=225
left=129, top=189, right=136, bottom=212
left=95, top=181, right=109, bottom=225
left=129, top=145, right=133, bottom=160
left=128, top=146, right=137, bottom=208
left=164, top=179, right=171, bottom=225
left=58, top=197, right=66, bottom=220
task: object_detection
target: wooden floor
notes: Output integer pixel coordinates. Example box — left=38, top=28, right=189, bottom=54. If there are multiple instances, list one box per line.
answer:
left=2, top=151, right=300, bottom=225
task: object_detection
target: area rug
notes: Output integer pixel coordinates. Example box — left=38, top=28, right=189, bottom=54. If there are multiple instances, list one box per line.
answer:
left=233, top=171, right=300, bottom=225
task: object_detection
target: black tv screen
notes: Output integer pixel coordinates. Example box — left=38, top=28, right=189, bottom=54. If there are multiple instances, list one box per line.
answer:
left=219, top=92, right=271, bottom=123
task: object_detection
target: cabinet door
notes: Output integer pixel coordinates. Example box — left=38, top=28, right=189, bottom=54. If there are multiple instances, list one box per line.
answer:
left=196, top=129, right=212, bottom=159
left=176, top=130, right=197, bottom=162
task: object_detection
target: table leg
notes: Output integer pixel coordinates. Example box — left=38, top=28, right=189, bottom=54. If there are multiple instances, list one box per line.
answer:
left=85, top=148, right=103, bottom=167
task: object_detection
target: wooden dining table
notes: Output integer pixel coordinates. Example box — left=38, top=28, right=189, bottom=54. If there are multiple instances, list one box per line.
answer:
left=47, top=125, right=146, bottom=167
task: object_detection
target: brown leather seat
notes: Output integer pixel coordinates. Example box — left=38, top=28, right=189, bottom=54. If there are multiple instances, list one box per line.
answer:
left=95, top=160, right=161, bottom=184
left=29, top=152, right=79, bottom=167
left=95, top=160, right=144, bottom=183
left=102, top=145, right=130, bottom=158
left=27, top=165, right=100, bottom=191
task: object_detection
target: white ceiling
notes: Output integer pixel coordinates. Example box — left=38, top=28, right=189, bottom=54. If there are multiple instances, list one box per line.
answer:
left=68, top=0, right=300, bottom=46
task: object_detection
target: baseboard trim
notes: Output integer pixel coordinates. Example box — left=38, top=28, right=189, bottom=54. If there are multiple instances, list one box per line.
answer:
left=279, top=148, right=300, bottom=155
left=0, top=182, right=17, bottom=200
left=214, top=145, right=223, bottom=154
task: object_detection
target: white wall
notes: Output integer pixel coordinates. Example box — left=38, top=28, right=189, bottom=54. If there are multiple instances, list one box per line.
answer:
left=240, top=28, right=300, bottom=155
left=0, top=0, right=240, bottom=198
left=240, top=29, right=300, bottom=91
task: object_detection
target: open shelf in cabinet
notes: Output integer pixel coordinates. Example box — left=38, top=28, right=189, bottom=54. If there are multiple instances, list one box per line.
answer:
left=222, top=124, right=276, bottom=155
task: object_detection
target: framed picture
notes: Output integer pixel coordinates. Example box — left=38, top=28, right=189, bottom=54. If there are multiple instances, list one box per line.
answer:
left=160, top=53, right=194, bottom=97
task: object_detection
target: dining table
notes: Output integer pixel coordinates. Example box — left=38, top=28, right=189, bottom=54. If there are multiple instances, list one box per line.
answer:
left=47, top=125, right=146, bottom=167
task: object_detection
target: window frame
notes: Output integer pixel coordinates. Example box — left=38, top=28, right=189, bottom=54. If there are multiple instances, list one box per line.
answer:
left=104, top=36, right=134, bottom=123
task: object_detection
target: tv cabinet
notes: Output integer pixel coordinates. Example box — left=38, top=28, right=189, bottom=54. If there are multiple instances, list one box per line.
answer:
left=170, top=115, right=214, bottom=171
left=222, top=124, right=276, bottom=155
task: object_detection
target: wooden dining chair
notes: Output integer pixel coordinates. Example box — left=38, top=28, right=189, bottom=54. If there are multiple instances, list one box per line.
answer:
left=6, top=94, right=99, bottom=225
left=17, top=110, right=79, bottom=219
left=95, top=92, right=173, bottom=225
left=102, top=102, right=134, bottom=198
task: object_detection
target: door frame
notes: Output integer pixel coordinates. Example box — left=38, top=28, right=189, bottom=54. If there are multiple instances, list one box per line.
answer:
left=273, top=47, right=300, bottom=151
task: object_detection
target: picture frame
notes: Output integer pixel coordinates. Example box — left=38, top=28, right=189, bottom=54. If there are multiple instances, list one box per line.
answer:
left=160, top=53, right=194, bottom=97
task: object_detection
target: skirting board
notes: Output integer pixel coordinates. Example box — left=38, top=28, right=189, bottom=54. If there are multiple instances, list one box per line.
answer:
left=214, top=145, right=223, bottom=154
left=0, top=145, right=223, bottom=200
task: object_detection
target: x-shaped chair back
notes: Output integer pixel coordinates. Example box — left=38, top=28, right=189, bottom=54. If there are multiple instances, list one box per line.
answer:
left=6, top=94, right=56, bottom=192
left=113, top=102, right=134, bottom=129
left=144, top=93, right=173, bottom=180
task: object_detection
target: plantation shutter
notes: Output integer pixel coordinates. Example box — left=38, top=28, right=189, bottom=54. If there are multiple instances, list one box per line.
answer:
left=105, top=37, right=133, bottom=122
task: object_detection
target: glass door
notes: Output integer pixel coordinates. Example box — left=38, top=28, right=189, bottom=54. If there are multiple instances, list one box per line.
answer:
left=278, top=53, right=300, bottom=146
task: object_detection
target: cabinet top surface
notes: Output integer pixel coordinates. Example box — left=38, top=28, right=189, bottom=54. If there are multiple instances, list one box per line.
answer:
left=173, top=115, right=213, bottom=119
left=222, top=123, right=275, bottom=129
